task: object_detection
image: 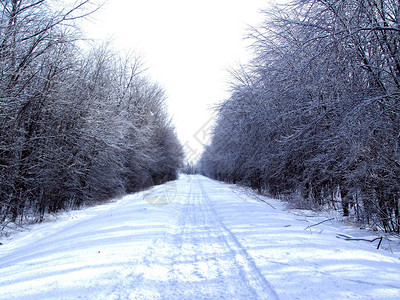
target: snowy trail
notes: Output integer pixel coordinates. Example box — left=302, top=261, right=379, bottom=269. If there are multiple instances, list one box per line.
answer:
left=0, top=175, right=400, bottom=299
left=107, top=176, right=277, bottom=299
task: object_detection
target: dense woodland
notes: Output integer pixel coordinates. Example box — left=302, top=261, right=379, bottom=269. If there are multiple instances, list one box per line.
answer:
left=200, top=0, right=400, bottom=232
left=0, top=0, right=184, bottom=225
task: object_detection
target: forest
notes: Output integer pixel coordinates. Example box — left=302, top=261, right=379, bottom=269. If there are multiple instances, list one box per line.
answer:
left=200, top=0, right=400, bottom=232
left=0, top=0, right=184, bottom=226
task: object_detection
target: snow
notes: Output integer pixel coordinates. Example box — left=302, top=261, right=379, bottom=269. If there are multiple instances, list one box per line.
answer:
left=0, top=175, right=399, bottom=299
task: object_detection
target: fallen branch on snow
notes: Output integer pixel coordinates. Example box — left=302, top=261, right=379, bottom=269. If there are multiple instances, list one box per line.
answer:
left=336, top=234, right=383, bottom=249
left=304, top=218, right=334, bottom=230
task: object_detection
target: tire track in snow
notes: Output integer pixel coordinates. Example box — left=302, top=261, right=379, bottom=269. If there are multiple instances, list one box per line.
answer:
left=196, top=176, right=279, bottom=300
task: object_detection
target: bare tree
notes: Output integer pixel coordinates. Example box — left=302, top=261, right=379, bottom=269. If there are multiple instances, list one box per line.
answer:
left=0, top=1, right=184, bottom=227
left=201, top=0, right=400, bottom=232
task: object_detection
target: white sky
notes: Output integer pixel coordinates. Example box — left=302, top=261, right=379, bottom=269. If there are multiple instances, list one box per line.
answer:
left=84, top=0, right=273, bottom=162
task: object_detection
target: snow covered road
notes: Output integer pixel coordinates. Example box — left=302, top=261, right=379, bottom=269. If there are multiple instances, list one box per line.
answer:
left=0, top=175, right=400, bottom=299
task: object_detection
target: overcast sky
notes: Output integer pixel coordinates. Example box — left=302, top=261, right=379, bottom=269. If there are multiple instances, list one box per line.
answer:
left=84, top=0, right=273, bottom=161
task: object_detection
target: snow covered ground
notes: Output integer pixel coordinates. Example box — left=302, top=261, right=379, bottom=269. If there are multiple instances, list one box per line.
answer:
left=0, top=175, right=399, bottom=299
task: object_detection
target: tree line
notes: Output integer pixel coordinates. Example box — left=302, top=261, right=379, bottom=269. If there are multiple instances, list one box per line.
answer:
left=0, top=0, right=183, bottom=226
left=200, top=0, right=400, bottom=232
